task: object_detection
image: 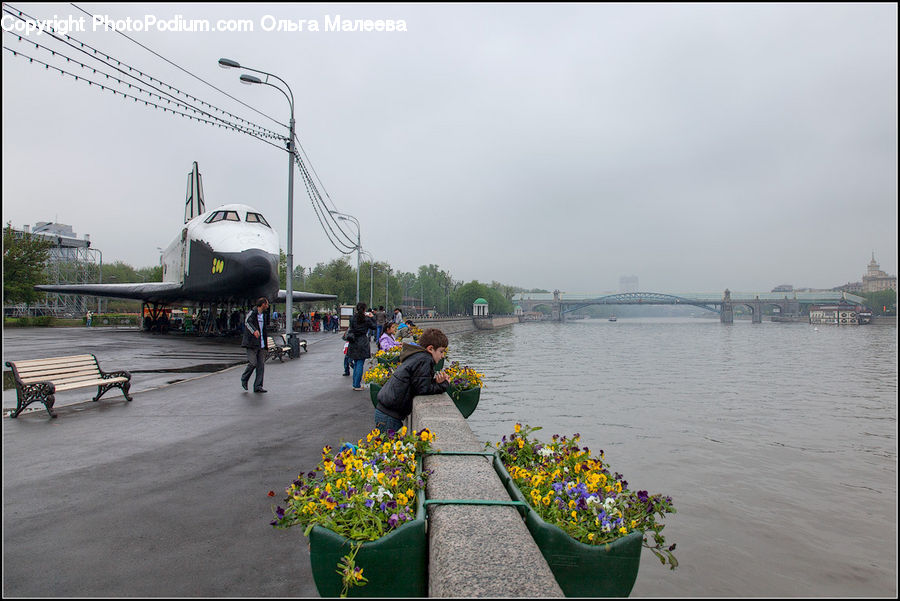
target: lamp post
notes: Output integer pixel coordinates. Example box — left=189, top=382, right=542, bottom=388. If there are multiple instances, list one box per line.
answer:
left=218, top=57, right=299, bottom=355
left=329, top=210, right=360, bottom=303
left=360, top=249, right=375, bottom=308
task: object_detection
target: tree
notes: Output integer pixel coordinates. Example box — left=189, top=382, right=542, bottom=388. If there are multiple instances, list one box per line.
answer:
left=859, top=289, right=897, bottom=315
left=3, top=222, right=52, bottom=305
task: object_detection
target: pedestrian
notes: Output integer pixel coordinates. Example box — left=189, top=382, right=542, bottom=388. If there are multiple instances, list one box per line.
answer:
left=393, top=307, right=403, bottom=324
left=378, top=321, right=399, bottom=350
left=374, top=328, right=450, bottom=433
left=346, top=302, right=377, bottom=391
left=86, top=310, right=92, bottom=327
left=375, top=306, right=387, bottom=340
left=240, top=297, right=269, bottom=393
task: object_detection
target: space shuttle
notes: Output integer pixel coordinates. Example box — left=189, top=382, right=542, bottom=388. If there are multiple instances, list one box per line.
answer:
left=35, top=162, right=336, bottom=327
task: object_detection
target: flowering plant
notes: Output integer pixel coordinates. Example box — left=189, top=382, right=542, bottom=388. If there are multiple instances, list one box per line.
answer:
left=444, top=361, right=485, bottom=392
left=271, top=427, right=436, bottom=540
left=491, top=424, right=677, bottom=569
left=362, top=363, right=392, bottom=386
left=374, top=344, right=402, bottom=364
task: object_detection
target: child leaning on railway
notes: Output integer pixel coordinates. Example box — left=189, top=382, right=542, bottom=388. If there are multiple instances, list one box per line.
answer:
left=374, top=328, right=450, bottom=433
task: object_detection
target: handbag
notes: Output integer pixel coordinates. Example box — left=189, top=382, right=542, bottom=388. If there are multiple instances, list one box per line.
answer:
left=342, top=329, right=356, bottom=342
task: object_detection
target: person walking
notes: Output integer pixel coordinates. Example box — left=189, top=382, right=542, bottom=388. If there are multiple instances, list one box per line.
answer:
left=241, top=297, right=269, bottom=393
left=346, top=302, right=377, bottom=391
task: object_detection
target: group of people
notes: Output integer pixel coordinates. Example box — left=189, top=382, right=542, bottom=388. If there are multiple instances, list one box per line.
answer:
left=240, top=297, right=451, bottom=434
left=342, top=301, right=450, bottom=433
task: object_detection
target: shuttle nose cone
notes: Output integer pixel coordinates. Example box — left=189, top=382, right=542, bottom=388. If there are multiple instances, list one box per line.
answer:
left=241, top=249, right=278, bottom=288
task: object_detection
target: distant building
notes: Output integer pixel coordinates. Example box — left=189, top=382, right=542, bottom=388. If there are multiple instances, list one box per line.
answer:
left=771, top=284, right=793, bottom=293
left=809, top=303, right=864, bottom=325
left=862, top=253, right=897, bottom=293
left=833, top=281, right=863, bottom=293
left=619, top=275, right=639, bottom=293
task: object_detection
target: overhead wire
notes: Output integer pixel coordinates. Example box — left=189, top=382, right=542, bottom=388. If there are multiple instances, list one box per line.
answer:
left=68, top=2, right=286, bottom=130
left=3, top=4, right=285, bottom=140
left=5, top=3, right=365, bottom=258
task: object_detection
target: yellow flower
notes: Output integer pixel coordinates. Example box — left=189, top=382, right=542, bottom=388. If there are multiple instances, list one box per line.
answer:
left=542, top=495, right=551, bottom=506
left=619, top=526, right=628, bottom=535
left=588, top=533, right=594, bottom=541
left=571, top=510, right=577, bottom=520
left=517, top=438, right=525, bottom=449
left=400, top=426, right=408, bottom=437
left=514, top=424, right=521, bottom=433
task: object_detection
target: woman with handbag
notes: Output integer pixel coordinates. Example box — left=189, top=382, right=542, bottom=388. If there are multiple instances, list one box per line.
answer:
left=346, top=302, right=377, bottom=390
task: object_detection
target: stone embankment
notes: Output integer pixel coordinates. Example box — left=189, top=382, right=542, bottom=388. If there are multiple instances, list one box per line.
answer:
left=412, top=315, right=523, bottom=334
left=411, top=393, right=563, bottom=597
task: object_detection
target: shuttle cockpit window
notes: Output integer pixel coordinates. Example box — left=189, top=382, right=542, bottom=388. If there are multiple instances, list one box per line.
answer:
left=245, top=212, right=270, bottom=227
left=205, top=210, right=241, bottom=223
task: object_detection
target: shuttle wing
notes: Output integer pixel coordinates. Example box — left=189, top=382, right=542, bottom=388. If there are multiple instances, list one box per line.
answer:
left=276, top=289, right=338, bottom=303
left=35, top=282, right=187, bottom=304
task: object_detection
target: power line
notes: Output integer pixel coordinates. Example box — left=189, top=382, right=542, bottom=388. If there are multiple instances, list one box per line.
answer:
left=4, top=3, right=285, bottom=140
left=2, top=45, right=289, bottom=153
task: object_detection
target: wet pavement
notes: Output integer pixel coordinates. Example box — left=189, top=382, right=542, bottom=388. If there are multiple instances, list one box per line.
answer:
left=2, top=327, right=374, bottom=596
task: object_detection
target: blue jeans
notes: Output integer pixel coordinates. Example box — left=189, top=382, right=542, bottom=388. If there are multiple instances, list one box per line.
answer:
left=374, top=408, right=403, bottom=434
left=352, top=358, right=365, bottom=388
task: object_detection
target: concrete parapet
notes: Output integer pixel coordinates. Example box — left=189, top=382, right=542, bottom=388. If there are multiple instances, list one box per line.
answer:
left=411, top=394, right=564, bottom=598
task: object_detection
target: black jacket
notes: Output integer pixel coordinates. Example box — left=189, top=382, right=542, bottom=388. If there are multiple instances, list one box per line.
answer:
left=376, top=343, right=448, bottom=420
left=241, top=308, right=268, bottom=349
left=346, top=314, right=377, bottom=361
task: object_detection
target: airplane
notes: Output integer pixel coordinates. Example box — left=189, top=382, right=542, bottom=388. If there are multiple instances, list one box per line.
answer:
left=35, top=162, right=337, bottom=332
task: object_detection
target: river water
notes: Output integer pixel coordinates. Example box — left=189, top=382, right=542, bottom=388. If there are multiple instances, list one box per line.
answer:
left=446, top=318, right=897, bottom=597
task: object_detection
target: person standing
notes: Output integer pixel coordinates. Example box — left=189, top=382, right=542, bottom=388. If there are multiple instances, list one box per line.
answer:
left=86, top=310, right=92, bottom=327
left=375, top=306, right=387, bottom=341
left=393, top=307, right=403, bottom=325
left=241, top=297, right=269, bottom=393
left=347, top=302, right=377, bottom=391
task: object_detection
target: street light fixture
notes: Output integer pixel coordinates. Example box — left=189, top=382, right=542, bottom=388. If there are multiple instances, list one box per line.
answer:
left=218, top=57, right=299, bottom=356
left=329, top=210, right=360, bottom=303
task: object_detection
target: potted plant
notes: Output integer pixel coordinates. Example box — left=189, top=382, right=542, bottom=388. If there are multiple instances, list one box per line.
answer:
left=443, top=361, right=485, bottom=418
left=374, top=344, right=402, bottom=366
left=490, top=424, right=677, bottom=597
left=271, top=427, right=436, bottom=597
left=363, top=364, right=392, bottom=407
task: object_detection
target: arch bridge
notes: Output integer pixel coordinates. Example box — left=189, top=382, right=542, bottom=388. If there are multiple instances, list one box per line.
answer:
left=513, top=290, right=867, bottom=323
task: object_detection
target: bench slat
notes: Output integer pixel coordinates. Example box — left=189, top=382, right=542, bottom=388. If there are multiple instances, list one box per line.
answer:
left=16, top=363, right=99, bottom=377
left=10, top=355, right=96, bottom=368
left=15, top=357, right=97, bottom=370
left=54, top=377, right=127, bottom=392
left=20, top=369, right=102, bottom=384
left=22, top=373, right=107, bottom=387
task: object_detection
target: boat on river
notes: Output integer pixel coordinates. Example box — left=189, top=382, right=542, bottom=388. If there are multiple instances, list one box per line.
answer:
left=608, top=316, right=617, bottom=322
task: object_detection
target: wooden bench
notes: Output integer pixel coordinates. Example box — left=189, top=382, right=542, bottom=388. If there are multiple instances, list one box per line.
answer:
left=5, top=354, right=133, bottom=418
left=265, top=335, right=307, bottom=362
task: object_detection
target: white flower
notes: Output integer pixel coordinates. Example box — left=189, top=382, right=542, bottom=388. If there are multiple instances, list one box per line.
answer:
left=373, top=486, right=393, bottom=502
left=537, top=447, right=554, bottom=457
left=585, top=495, right=602, bottom=506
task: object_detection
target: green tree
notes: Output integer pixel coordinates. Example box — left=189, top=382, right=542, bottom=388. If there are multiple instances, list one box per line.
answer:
left=3, top=222, right=52, bottom=305
left=305, top=257, right=357, bottom=305
left=859, top=289, right=897, bottom=315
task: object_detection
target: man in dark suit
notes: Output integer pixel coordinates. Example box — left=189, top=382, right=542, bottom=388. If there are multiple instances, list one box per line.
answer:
left=241, top=297, right=269, bottom=393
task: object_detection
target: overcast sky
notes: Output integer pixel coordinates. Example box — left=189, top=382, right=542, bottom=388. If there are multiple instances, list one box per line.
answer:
left=2, top=2, right=897, bottom=294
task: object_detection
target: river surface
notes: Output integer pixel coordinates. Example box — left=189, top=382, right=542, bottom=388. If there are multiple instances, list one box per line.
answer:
left=446, top=318, right=897, bottom=597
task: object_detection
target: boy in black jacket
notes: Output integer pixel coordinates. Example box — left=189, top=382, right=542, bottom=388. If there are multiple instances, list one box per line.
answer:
left=374, top=328, right=450, bottom=433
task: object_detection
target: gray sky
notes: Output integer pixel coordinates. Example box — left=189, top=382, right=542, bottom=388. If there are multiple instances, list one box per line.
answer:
left=3, top=2, right=897, bottom=294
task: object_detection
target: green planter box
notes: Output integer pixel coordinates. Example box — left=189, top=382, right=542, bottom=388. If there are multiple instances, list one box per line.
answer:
left=308, top=460, right=427, bottom=597
left=493, top=455, right=642, bottom=597
left=369, top=382, right=382, bottom=408
left=446, top=385, right=481, bottom=418
left=376, top=356, right=398, bottom=367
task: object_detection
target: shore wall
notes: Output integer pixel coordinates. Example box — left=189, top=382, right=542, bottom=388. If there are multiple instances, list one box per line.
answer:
left=410, top=315, right=523, bottom=334
left=410, top=394, right=563, bottom=597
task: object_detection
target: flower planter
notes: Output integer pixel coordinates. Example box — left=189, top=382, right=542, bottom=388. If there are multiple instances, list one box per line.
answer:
left=307, top=461, right=427, bottom=597
left=369, top=382, right=382, bottom=408
left=493, top=455, right=643, bottom=597
left=446, top=385, right=481, bottom=418
left=376, top=356, right=398, bottom=367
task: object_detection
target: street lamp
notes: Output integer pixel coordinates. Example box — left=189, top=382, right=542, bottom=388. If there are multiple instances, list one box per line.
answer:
left=329, top=210, right=360, bottom=303
left=218, top=57, right=299, bottom=355
left=360, top=249, right=375, bottom=308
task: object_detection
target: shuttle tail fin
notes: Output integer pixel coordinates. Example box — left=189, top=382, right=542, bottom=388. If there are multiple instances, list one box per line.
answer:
left=184, top=161, right=206, bottom=223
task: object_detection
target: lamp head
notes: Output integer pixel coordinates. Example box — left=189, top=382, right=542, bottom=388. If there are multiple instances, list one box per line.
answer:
left=240, top=74, right=263, bottom=85
left=218, top=58, right=241, bottom=69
